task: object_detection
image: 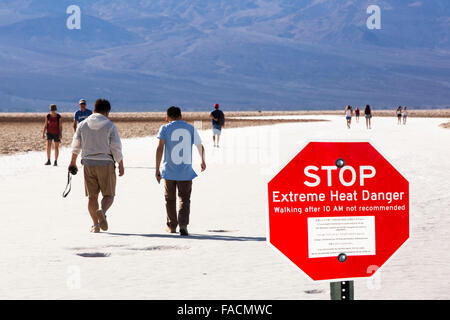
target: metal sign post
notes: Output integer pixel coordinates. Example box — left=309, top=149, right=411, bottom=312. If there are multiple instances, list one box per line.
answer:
left=329, top=252, right=354, bottom=300
left=330, top=281, right=354, bottom=300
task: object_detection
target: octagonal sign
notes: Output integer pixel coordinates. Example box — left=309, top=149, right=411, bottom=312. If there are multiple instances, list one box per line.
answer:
left=267, top=142, right=410, bottom=281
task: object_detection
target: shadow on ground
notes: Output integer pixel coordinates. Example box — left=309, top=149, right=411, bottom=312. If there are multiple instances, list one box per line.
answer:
left=105, top=232, right=266, bottom=242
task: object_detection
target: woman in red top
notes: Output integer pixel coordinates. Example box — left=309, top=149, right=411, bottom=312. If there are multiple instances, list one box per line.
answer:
left=42, top=104, right=62, bottom=166
left=354, top=106, right=360, bottom=123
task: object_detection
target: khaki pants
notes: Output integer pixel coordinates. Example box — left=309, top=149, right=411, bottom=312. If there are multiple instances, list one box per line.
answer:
left=84, top=164, right=116, bottom=197
left=164, top=180, right=192, bottom=229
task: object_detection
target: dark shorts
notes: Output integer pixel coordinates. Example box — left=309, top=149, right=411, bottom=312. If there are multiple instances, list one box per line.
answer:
left=46, top=133, right=61, bottom=143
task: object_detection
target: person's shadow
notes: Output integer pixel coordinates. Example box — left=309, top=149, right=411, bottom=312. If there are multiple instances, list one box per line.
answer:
left=106, top=232, right=266, bottom=242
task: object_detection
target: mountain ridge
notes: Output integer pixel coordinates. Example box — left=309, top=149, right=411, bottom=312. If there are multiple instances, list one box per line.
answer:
left=0, top=0, right=449, bottom=111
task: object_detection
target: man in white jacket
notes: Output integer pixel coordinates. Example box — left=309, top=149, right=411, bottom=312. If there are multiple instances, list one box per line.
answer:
left=69, top=99, right=124, bottom=233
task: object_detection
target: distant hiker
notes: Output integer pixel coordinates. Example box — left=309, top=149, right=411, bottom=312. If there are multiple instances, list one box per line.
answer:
left=210, top=103, right=225, bottom=147
left=402, top=106, right=408, bottom=125
left=155, top=106, right=206, bottom=236
left=355, top=106, right=360, bottom=123
left=364, top=104, right=372, bottom=129
left=396, top=106, right=402, bottom=125
left=73, top=99, right=93, bottom=132
left=345, top=105, right=352, bottom=129
left=42, top=104, right=62, bottom=166
left=69, top=99, right=124, bottom=233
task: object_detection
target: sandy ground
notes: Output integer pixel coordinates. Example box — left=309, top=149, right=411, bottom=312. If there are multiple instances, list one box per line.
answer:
left=1, top=110, right=448, bottom=155
left=0, top=114, right=449, bottom=299
left=0, top=111, right=327, bottom=155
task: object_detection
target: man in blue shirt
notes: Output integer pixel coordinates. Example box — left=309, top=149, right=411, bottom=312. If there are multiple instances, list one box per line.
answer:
left=155, top=106, right=206, bottom=236
left=73, top=99, right=93, bottom=132
left=210, top=103, right=225, bottom=147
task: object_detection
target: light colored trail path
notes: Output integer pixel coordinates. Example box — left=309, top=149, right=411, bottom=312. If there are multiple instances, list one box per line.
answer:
left=0, top=115, right=449, bottom=299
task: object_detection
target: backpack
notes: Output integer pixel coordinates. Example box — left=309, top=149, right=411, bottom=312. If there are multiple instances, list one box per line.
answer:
left=218, top=111, right=225, bottom=126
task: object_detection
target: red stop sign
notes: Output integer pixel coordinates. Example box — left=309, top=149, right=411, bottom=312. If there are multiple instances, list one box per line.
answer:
left=267, top=142, right=410, bottom=281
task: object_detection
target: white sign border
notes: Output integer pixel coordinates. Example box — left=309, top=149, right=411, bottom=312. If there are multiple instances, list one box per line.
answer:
left=265, top=138, right=412, bottom=283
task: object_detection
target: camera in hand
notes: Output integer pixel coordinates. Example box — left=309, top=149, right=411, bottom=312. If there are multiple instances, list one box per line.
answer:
left=69, top=166, right=78, bottom=175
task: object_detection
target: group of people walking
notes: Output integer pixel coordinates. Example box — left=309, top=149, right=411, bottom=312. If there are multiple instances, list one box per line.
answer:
left=42, top=99, right=225, bottom=236
left=345, top=105, right=373, bottom=129
left=396, top=106, right=408, bottom=125
left=344, top=105, right=409, bottom=129
left=42, top=99, right=92, bottom=166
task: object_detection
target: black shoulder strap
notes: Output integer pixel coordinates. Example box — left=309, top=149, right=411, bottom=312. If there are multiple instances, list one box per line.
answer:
left=62, top=172, right=72, bottom=198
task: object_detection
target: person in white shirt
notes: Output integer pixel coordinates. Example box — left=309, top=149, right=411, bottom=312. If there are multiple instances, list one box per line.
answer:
left=69, top=99, right=124, bottom=233
left=345, top=105, right=353, bottom=129
left=402, top=106, right=408, bottom=125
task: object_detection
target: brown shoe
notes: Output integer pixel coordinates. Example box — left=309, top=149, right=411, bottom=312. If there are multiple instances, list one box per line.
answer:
left=166, top=226, right=177, bottom=233
left=96, top=209, right=108, bottom=231
left=90, top=224, right=100, bottom=233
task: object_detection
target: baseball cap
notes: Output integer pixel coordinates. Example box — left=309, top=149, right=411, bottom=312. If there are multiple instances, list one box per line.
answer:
left=214, top=103, right=219, bottom=108
left=79, top=99, right=86, bottom=105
